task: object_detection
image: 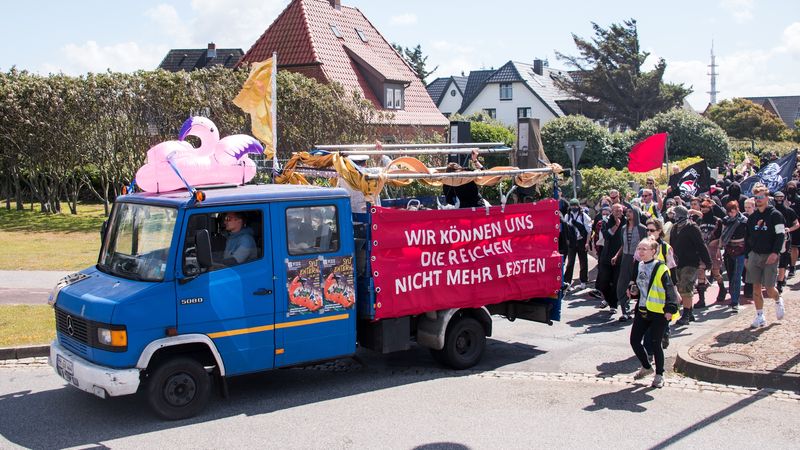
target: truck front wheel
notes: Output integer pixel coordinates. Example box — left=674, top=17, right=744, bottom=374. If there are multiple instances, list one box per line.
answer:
left=146, top=357, right=211, bottom=420
left=432, top=316, right=486, bottom=370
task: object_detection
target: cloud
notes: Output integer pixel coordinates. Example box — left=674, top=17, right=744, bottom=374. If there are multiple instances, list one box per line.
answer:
left=719, top=0, right=755, bottom=24
left=390, top=13, right=417, bottom=26
left=145, top=0, right=288, bottom=49
left=776, top=22, right=800, bottom=55
left=41, top=41, right=168, bottom=75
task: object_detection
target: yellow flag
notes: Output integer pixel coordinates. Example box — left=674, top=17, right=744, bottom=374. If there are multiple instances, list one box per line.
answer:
left=233, top=57, right=276, bottom=159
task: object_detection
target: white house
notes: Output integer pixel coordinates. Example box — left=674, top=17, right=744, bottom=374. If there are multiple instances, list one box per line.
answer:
left=427, top=60, right=574, bottom=127
left=425, top=76, right=467, bottom=117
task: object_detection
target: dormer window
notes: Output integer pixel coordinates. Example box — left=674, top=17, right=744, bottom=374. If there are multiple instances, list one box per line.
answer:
left=356, top=29, right=368, bottom=43
left=330, top=24, right=342, bottom=39
left=385, top=84, right=404, bottom=110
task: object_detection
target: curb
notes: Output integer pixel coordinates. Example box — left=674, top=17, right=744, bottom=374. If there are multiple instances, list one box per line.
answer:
left=0, top=345, right=49, bottom=360
left=674, top=331, right=800, bottom=393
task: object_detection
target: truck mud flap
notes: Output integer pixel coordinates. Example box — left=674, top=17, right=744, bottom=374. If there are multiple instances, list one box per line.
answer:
left=486, top=300, right=553, bottom=325
left=357, top=317, right=411, bottom=354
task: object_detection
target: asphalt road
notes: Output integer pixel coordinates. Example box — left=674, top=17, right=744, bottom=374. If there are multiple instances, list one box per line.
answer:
left=1, top=363, right=798, bottom=449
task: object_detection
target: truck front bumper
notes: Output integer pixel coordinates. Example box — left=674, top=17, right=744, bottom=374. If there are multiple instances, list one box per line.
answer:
left=49, top=341, right=141, bottom=398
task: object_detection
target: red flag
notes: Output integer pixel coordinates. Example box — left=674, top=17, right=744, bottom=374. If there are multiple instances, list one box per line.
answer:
left=628, top=133, right=667, bottom=172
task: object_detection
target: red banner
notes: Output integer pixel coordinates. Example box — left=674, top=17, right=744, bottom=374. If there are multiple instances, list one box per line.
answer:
left=370, top=199, right=562, bottom=319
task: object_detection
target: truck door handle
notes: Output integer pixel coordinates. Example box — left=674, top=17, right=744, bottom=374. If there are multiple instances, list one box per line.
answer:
left=253, top=288, right=273, bottom=296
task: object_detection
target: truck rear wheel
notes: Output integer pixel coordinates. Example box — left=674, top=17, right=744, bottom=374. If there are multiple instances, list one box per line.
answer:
left=146, top=357, right=211, bottom=420
left=432, top=316, right=486, bottom=370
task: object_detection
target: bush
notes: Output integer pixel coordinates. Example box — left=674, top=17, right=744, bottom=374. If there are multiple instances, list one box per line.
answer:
left=635, top=108, right=730, bottom=168
left=541, top=115, right=627, bottom=169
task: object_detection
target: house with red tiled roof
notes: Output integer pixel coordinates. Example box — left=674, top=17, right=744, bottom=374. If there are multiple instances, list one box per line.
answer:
left=240, top=0, right=448, bottom=136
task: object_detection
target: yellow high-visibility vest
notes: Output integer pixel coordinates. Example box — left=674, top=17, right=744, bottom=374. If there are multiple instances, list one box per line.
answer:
left=644, top=262, right=669, bottom=314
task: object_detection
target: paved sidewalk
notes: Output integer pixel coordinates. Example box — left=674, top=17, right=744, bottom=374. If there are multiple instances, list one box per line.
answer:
left=0, top=270, right=72, bottom=289
left=675, top=289, right=800, bottom=392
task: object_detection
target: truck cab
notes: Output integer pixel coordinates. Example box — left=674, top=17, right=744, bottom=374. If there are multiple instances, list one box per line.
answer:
left=50, top=184, right=358, bottom=419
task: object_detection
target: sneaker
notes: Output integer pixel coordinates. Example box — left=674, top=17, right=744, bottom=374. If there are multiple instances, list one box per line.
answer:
left=634, top=367, right=654, bottom=380
left=731, top=304, right=739, bottom=313
left=598, top=299, right=609, bottom=308
left=618, top=312, right=630, bottom=322
left=575, top=282, right=586, bottom=290
left=751, top=315, right=767, bottom=328
left=776, top=298, right=785, bottom=320
left=651, top=374, right=665, bottom=388
left=789, top=269, right=796, bottom=278
left=675, top=314, right=691, bottom=326
left=661, top=333, right=670, bottom=349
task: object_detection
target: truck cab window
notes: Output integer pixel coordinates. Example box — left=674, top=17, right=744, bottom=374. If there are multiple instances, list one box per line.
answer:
left=286, top=205, right=339, bottom=255
left=183, top=210, right=263, bottom=275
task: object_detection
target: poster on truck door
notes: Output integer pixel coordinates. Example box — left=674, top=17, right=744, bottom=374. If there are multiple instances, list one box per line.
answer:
left=321, top=255, right=355, bottom=312
left=369, top=199, right=562, bottom=319
left=286, top=258, right=323, bottom=317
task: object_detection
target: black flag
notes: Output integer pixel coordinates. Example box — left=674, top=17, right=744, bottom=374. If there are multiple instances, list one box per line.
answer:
left=740, top=150, right=797, bottom=196
left=669, top=160, right=711, bottom=200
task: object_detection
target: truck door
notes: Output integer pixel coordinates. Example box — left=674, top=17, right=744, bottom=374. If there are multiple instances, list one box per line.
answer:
left=270, top=200, right=356, bottom=367
left=175, top=206, right=275, bottom=376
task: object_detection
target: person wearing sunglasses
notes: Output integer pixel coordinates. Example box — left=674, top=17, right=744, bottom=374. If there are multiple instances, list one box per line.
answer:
left=638, top=188, right=661, bottom=223
left=744, top=184, right=786, bottom=328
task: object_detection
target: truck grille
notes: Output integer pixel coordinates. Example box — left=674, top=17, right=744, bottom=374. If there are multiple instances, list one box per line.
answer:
left=55, top=307, right=90, bottom=345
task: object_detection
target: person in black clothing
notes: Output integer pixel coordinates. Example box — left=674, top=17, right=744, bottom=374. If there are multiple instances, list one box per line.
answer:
left=443, top=151, right=485, bottom=208
left=596, top=203, right=624, bottom=312
left=772, top=191, right=798, bottom=293
left=612, top=206, right=646, bottom=321
left=564, top=198, right=592, bottom=290
left=671, top=206, right=712, bottom=326
left=696, top=199, right=726, bottom=307
left=721, top=182, right=748, bottom=213
left=786, top=181, right=800, bottom=276
left=711, top=201, right=748, bottom=312
left=745, top=184, right=786, bottom=328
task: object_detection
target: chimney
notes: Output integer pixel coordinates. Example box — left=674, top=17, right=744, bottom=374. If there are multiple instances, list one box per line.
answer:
left=207, top=42, right=217, bottom=59
left=330, top=0, right=341, bottom=10
left=533, top=59, right=544, bottom=76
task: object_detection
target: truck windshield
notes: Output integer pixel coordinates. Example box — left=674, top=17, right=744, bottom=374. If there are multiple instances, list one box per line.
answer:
left=98, top=203, right=178, bottom=282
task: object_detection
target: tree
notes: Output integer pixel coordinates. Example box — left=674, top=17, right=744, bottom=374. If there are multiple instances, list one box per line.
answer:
left=555, top=19, right=692, bottom=129
left=635, top=108, right=730, bottom=168
left=706, top=98, right=789, bottom=141
left=392, top=43, right=438, bottom=82
left=541, top=115, right=629, bottom=169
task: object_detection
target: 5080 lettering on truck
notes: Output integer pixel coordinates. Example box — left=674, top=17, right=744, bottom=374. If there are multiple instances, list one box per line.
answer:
left=48, top=183, right=563, bottom=420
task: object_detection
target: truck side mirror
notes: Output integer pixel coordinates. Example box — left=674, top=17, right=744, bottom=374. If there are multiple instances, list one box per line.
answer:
left=195, top=229, right=213, bottom=269
left=100, top=220, right=108, bottom=242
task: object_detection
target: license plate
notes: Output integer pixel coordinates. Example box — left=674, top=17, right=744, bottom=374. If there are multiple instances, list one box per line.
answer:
left=56, top=354, right=79, bottom=388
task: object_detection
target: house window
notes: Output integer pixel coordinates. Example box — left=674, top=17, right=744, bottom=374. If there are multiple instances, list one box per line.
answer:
left=356, top=29, right=368, bottom=43
left=517, top=107, right=531, bottom=118
left=499, top=83, right=512, bottom=100
left=330, top=24, right=342, bottom=39
left=450, top=89, right=457, bottom=97
left=385, top=85, right=404, bottom=110
left=483, top=108, right=496, bottom=119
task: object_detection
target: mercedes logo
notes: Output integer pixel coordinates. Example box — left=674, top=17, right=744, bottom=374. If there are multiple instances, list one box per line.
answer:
left=66, top=315, right=74, bottom=336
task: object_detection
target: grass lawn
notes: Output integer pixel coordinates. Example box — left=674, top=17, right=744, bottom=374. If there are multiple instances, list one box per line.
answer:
left=0, top=203, right=106, bottom=270
left=0, top=305, right=55, bottom=347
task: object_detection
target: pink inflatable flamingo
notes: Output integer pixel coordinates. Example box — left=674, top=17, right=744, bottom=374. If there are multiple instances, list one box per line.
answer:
left=135, top=116, right=264, bottom=192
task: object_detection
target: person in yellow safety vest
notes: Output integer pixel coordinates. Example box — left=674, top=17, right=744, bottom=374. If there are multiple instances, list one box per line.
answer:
left=639, top=188, right=661, bottom=223
left=642, top=218, right=677, bottom=355
left=626, top=236, right=680, bottom=388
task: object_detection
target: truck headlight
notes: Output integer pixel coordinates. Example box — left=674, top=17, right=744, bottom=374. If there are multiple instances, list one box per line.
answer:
left=97, top=328, right=127, bottom=347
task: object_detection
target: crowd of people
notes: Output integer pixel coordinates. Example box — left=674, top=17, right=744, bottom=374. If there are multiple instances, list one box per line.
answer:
left=558, top=162, right=798, bottom=388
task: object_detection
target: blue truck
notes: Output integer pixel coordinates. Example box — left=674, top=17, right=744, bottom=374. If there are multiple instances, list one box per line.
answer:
left=48, top=183, right=562, bottom=420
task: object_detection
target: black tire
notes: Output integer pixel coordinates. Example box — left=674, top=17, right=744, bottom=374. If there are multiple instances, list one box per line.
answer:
left=146, top=357, right=211, bottom=420
left=438, top=316, right=486, bottom=370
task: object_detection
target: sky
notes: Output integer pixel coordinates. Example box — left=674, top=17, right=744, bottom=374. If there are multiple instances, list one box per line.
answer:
left=1, top=0, right=798, bottom=110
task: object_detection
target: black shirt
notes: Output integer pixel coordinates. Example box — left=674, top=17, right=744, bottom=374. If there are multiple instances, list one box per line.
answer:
left=745, top=206, right=786, bottom=255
